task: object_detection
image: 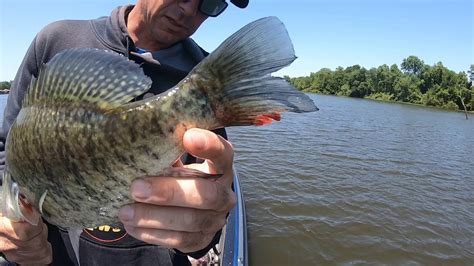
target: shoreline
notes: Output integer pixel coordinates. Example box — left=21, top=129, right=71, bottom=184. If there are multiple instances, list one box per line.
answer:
left=364, top=97, right=474, bottom=114
left=308, top=92, right=474, bottom=114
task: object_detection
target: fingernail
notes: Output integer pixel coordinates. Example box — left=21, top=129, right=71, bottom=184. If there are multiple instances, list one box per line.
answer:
left=119, top=205, right=134, bottom=221
left=132, top=179, right=151, bottom=199
left=190, top=131, right=206, bottom=150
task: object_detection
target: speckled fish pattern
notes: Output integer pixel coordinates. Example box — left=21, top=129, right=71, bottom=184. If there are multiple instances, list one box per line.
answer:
left=1, top=17, right=318, bottom=228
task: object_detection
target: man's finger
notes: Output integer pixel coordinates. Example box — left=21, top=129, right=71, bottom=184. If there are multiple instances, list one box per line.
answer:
left=4, top=241, right=52, bottom=265
left=0, top=217, right=44, bottom=242
left=119, top=204, right=226, bottom=233
left=1, top=222, right=51, bottom=264
left=183, top=128, right=234, bottom=181
left=0, top=237, right=17, bottom=252
left=123, top=225, right=215, bottom=253
left=129, top=177, right=235, bottom=211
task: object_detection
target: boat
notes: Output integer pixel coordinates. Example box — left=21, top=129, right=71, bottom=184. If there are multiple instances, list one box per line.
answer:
left=191, top=168, right=248, bottom=266
left=220, top=168, right=248, bottom=266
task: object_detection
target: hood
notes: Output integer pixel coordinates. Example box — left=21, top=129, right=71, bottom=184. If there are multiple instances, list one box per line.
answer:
left=90, top=5, right=134, bottom=55
left=89, top=5, right=206, bottom=63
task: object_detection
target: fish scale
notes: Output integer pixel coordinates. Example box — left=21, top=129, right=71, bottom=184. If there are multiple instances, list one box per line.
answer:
left=0, top=17, right=318, bottom=228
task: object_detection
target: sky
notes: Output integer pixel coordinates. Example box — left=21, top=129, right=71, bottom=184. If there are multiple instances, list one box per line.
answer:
left=0, top=0, right=472, bottom=81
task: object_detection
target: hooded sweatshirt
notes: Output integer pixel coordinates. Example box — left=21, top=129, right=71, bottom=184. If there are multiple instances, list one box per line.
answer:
left=0, top=5, right=225, bottom=266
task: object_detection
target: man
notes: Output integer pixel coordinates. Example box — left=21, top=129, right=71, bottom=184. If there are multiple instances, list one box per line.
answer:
left=0, top=0, right=248, bottom=265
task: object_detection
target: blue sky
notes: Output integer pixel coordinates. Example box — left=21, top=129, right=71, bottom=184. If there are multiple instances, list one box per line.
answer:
left=0, top=0, right=472, bottom=81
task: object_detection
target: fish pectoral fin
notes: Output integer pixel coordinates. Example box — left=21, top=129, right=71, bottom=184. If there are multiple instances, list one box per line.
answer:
left=18, top=193, right=41, bottom=226
left=155, top=167, right=223, bottom=180
left=0, top=171, right=41, bottom=225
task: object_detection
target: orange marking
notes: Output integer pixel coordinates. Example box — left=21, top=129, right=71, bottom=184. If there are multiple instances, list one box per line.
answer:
left=18, top=194, right=33, bottom=214
left=254, top=112, right=281, bottom=126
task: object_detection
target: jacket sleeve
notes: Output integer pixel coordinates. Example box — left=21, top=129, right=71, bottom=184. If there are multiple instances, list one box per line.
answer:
left=0, top=37, right=41, bottom=174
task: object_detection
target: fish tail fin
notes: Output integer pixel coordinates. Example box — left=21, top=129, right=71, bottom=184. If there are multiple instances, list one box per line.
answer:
left=193, top=16, right=318, bottom=127
left=0, top=171, right=41, bottom=225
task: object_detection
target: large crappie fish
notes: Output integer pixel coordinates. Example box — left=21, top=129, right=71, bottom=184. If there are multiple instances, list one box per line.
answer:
left=0, top=17, right=317, bottom=228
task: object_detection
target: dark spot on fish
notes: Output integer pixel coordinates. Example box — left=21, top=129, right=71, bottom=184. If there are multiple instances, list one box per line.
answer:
left=151, top=152, right=160, bottom=160
left=130, top=128, right=137, bottom=143
left=43, top=165, right=54, bottom=181
left=85, top=140, right=96, bottom=157
left=91, top=158, right=101, bottom=172
left=63, top=205, right=72, bottom=213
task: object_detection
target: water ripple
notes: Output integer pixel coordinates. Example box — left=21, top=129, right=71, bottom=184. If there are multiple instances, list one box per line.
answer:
left=228, top=94, right=474, bottom=265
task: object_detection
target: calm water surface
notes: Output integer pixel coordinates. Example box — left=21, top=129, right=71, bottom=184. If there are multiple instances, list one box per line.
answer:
left=1, top=94, right=473, bottom=265
left=226, top=94, right=474, bottom=265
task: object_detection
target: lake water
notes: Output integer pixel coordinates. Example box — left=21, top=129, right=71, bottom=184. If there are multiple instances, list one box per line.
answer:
left=1, top=94, right=473, bottom=265
left=226, top=94, right=474, bottom=265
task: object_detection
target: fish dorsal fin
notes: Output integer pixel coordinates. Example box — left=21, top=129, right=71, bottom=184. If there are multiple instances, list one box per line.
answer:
left=24, top=48, right=152, bottom=109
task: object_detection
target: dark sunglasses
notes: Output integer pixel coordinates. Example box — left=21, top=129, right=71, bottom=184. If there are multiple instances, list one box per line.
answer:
left=199, top=0, right=228, bottom=17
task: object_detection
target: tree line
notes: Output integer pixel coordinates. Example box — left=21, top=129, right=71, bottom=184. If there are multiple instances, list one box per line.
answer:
left=0, top=81, right=11, bottom=92
left=286, top=56, right=474, bottom=111
left=2, top=57, right=473, bottom=111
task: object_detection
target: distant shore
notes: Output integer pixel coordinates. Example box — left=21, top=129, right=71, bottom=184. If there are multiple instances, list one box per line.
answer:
left=0, top=90, right=9, bottom=94
left=362, top=95, right=474, bottom=114
left=311, top=92, right=474, bottom=115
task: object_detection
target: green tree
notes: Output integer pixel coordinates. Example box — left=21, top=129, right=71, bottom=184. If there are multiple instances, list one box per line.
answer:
left=290, top=76, right=312, bottom=92
left=337, top=84, right=351, bottom=96
left=289, top=56, right=472, bottom=112
left=469, top=64, right=474, bottom=83
left=371, top=64, right=393, bottom=94
left=310, top=68, right=335, bottom=94
left=333, top=66, right=347, bottom=92
left=345, top=65, right=369, bottom=98
left=401, top=56, right=425, bottom=76
left=0, top=81, right=11, bottom=90
left=393, top=76, right=421, bottom=103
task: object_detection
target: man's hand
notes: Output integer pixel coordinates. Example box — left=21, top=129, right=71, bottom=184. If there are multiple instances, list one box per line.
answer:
left=0, top=215, right=52, bottom=265
left=119, top=128, right=237, bottom=253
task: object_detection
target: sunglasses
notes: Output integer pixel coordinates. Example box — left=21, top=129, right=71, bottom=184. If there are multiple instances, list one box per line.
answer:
left=199, top=0, right=228, bottom=17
